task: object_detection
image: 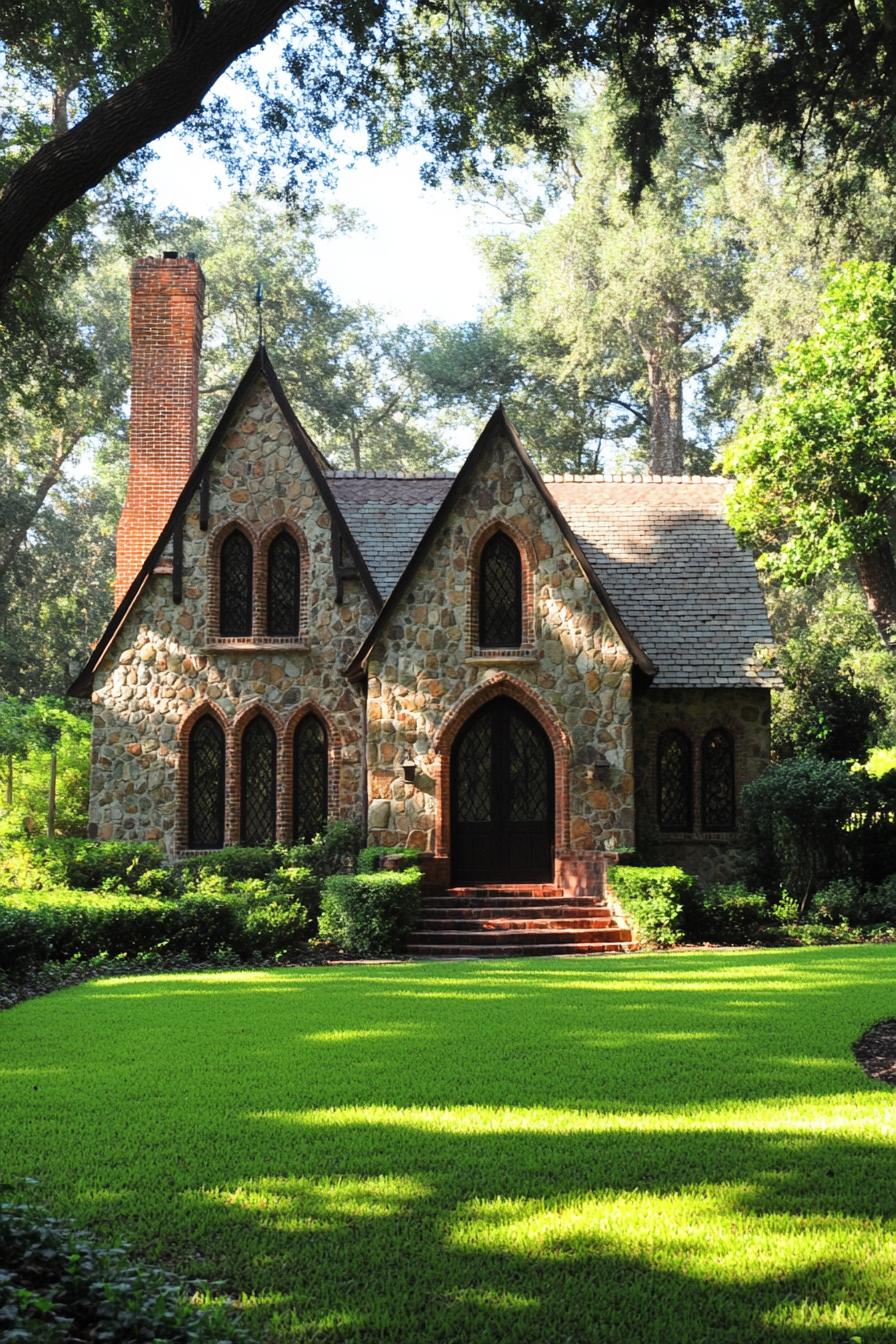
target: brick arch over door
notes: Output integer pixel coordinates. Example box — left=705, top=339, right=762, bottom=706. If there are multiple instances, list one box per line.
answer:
left=431, top=673, right=571, bottom=860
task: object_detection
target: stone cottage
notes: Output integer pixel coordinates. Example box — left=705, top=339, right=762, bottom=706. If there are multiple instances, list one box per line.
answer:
left=70, top=254, right=776, bottom=932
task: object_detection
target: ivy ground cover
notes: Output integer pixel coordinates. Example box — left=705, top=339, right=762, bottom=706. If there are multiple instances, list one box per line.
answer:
left=1, top=947, right=895, bottom=1342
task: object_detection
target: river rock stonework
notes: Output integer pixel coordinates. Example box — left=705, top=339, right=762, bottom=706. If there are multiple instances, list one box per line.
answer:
left=363, top=430, right=635, bottom=884
left=89, top=375, right=373, bottom=852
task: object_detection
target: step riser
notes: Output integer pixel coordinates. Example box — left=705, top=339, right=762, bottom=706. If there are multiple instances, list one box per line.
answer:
left=416, top=919, right=620, bottom=930
left=408, top=929, right=632, bottom=946
left=420, top=905, right=611, bottom=918
left=406, top=944, right=627, bottom=958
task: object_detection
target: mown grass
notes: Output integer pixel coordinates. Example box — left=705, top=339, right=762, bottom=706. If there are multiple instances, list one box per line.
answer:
left=1, top=947, right=895, bottom=1343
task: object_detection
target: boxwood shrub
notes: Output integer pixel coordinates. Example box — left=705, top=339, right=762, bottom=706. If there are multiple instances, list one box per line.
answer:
left=318, top=868, right=422, bottom=956
left=607, top=865, right=693, bottom=947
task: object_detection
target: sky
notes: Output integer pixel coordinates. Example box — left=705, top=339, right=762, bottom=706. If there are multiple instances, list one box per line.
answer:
left=144, top=135, right=494, bottom=326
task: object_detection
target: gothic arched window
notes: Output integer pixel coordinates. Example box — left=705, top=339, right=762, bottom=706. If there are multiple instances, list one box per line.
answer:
left=658, top=730, right=692, bottom=832
left=241, top=716, right=277, bottom=845
left=188, top=715, right=225, bottom=849
left=479, top=531, right=522, bottom=648
left=219, top=529, right=253, bottom=637
left=266, top=531, right=301, bottom=637
left=293, top=714, right=328, bottom=841
left=702, top=728, right=736, bottom=831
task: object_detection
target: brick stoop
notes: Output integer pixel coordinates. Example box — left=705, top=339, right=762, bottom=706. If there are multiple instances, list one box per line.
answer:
left=406, top=885, right=634, bottom=958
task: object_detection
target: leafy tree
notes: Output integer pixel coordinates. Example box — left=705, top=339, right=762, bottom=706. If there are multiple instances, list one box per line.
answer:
left=724, top=262, right=896, bottom=647
left=770, top=583, right=893, bottom=761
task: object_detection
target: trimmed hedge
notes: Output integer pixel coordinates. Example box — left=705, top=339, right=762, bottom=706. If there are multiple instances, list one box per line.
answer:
left=13, top=838, right=164, bottom=891
left=694, top=882, right=768, bottom=938
left=0, top=1196, right=254, bottom=1342
left=0, top=874, right=315, bottom=973
left=607, top=866, right=693, bottom=947
left=318, top=868, right=422, bottom=956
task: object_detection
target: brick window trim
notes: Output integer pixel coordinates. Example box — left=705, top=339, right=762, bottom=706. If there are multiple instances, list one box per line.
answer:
left=175, top=697, right=343, bottom=851
left=651, top=718, right=742, bottom=841
left=207, top=518, right=310, bottom=645
left=467, top=519, right=537, bottom=655
left=430, top=671, right=571, bottom=861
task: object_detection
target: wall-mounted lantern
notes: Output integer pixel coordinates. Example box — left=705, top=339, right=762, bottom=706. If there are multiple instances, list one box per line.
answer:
left=401, top=752, right=417, bottom=784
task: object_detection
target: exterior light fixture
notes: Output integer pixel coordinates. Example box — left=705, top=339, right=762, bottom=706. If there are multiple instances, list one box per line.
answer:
left=401, top=752, right=417, bottom=783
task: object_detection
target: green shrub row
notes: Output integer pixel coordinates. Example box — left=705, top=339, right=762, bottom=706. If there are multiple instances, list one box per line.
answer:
left=607, top=866, right=693, bottom=947
left=0, top=1196, right=254, bottom=1342
left=356, top=844, right=421, bottom=874
left=318, top=868, right=422, bottom=956
left=0, top=873, right=315, bottom=973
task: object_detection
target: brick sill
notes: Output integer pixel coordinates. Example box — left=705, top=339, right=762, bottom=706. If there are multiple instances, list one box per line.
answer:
left=205, top=640, right=310, bottom=653
left=466, top=652, right=538, bottom=666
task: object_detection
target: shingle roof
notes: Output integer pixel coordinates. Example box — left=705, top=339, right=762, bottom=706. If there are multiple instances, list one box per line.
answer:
left=544, top=476, right=777, bottom=688
left=329, top=469, right=777, bottom=689
left=327, top=472, right=454, bottom=597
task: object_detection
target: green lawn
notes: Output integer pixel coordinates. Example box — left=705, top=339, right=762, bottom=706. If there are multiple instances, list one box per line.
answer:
left=1, top=948, right=895, bottom=1343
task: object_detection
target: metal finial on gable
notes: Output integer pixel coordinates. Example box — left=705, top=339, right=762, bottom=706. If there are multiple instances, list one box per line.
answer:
left=255, top=280, right=265, bottom=348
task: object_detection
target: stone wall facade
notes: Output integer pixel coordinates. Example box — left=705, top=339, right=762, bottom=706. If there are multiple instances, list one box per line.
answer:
left=632, top=686, right=772, bottom=886
left=363, top=431, right=636, bottom=886
left=89, top=376, right=374, bottom=854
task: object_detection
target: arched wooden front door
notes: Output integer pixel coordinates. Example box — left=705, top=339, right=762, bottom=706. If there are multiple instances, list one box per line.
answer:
left=450, top=696, right=554, bottom=885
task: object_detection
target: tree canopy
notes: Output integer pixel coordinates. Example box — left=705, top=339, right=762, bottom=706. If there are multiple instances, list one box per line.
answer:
left=724, top=261, right=896, bottom=647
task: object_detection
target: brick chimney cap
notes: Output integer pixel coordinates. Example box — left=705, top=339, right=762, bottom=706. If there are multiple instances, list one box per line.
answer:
left=162, top=249, right=179, bottom=259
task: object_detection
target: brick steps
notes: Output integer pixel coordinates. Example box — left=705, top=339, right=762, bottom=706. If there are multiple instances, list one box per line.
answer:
left=408, top=884, right=633, bottom=959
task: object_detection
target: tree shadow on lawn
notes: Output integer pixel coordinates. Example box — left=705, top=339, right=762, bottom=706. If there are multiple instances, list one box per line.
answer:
left=3, top=948, right=896, bottom=1341
left=81, top=1117, right=896, bottom=1343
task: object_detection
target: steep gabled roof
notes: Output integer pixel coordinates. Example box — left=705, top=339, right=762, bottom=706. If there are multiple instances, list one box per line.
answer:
left=68, top=348, right=382, bottom=697
left=545, top=475, right=778, bottom=688
left=343, top=405, right=656, bottom=681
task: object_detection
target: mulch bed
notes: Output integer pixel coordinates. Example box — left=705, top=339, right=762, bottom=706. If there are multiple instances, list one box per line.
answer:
left=854, top=1019, right=896, bottom=1087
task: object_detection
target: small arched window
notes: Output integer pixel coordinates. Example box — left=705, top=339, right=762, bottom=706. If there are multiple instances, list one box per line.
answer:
left=702, top=728, right=736, bottom=831
left=241, top=716, right=277, bottom=845
left=220, top=530, right=253, bottom=637
left=658, top=730, right=692, bottom=832
left=188, top=715, right=225, bottom=849
left=479, top=531, right=522, bottom=648
left=293, top=714, right=328, bottom=841
left=267, top=531, right=301, bottom=637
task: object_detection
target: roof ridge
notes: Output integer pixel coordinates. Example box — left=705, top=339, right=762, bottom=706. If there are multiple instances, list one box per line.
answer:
left=542, top=472, right=729, bottom=483
left=326, top=469, right=457, bottom=479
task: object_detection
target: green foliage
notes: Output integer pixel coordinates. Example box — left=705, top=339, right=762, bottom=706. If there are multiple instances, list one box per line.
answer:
left=356, top=845, right=421, bottom=874
left=696, top=883, right=768, bottom=938
left=770, top=583, right=892, bottom=759
left=0, top=1196, right=254, bottom=1342
left=23, top=838, right=164, bottom=891
left=0, top=698, right=90, bottom=837
left=606, top=866, right=692, bottom=947
left=725, top=262, right=896, bottom=637
left=318, top=868, right=422, bottom=956
left=0, top=881, right=312, bottom=973
left=864, top=746, right=896, bottom=778
left=740, top=757, right=873, bottom=906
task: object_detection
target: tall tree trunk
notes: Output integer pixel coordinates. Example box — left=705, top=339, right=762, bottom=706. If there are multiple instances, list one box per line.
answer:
left=0, top=432, right=83, bottom=584
left=855, top=539, right=896, bottom=647
left=645, top=357, right=684, bottom=474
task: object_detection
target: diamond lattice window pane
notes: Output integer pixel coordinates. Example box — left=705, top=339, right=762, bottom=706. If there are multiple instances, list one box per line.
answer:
left=188, top=716, right=224, bottom=848
left=658, top=731, right=692, bottom=832
left=508, top=712, right=549, bottom=822
left=455, top=713, right=493, bottom=823
left=293, top=715, right=328, bottom=841
left=267, top=532, right=300, bottom=636
left=241, top=716, right=277, bottom=844
left=220, top=530, right=253, bottom=636
left=702, top=729, right=735, bottom=831
left=479, top=532, right=522, bottom=647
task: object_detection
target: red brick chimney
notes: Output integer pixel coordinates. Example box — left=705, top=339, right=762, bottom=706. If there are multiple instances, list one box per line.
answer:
left=114, top=253, right=205, bottom=605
